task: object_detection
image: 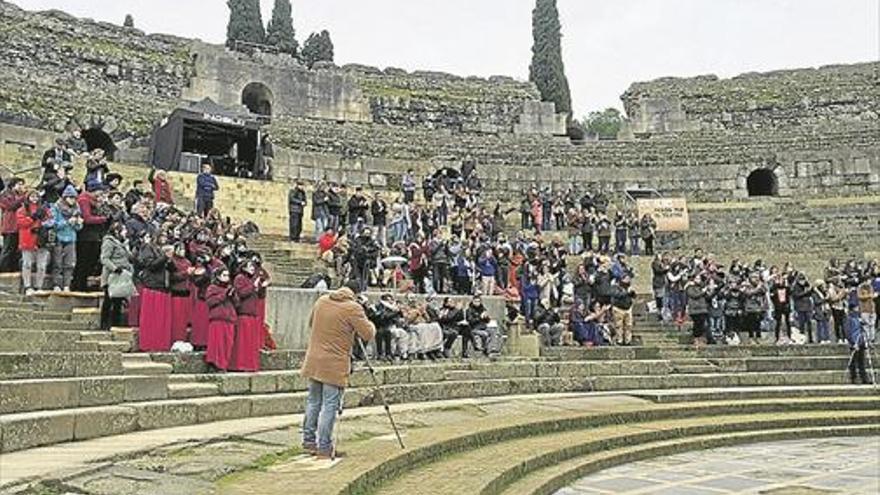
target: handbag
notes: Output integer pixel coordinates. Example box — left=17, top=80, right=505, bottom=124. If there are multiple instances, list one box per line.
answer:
left=108, top=269, right=136, bottom=299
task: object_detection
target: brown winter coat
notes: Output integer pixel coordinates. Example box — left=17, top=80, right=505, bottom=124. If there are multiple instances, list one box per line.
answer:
left=300, top=287, right=376, bottom=388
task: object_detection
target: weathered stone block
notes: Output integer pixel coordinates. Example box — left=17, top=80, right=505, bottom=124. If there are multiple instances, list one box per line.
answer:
left=408, top=366, right=445, bottom=384
left=250, top=393, right=302, bottom=417
left=79, top=377, right=126, bottom=407
left=124, top=376, right=168, bottom=402
left=589, top=362, right=622, bottom=376
left=73, top=406, right=137, bottom=440
left=556, top=362, right=591, bottom=378
left=3, top=353, right=78, bottom=380
left=136, top=401, right=198, bottom=430
left=75, top=352, right=123, bottom=376
left=215, top=374, right=251, bottom=395
left=0, top=410, right=75, bottom=452
left=196, top=397, right=251, bottom=423
left=382, top=367, right=411, bottom=385
left=275, top=372, right=308, bottom=392
left=536, top=363, right=559, bottom=377
left=250, top=374, right=278, bottom=394
left=0, top=379, right=79, bottom=414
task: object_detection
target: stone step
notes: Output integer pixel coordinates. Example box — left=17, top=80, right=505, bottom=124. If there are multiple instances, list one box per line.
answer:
left=337, top=398, right=880, bottom=495
left=672, top=364, right=719, bottom=374
left=498, top=423, right=879, bottom=495
left=0, top=352, right=125, bottom=380
left=0, top=329, right=82, bottom=352
left=167, top=382, right=220, bottom=399
left=443, top=370, right=486, bottom=381
left=0, top=374, right=167, bottom=415
left=77, top=331, right=114, bottom=342
left=122, top=357, right=172, bottom=376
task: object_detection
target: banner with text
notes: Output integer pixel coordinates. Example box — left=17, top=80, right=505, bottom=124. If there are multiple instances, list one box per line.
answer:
left=637, top=198, right=690, bottom=232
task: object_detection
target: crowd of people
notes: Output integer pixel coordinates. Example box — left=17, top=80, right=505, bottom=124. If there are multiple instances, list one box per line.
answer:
left=285, top=161, right=655, bottom=357
left=650, top=251, right=878, bottom=383
left=0, top=136, right=271, bottom=373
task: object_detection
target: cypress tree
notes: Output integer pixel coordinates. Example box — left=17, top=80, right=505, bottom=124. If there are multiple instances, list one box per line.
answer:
left=529, top=0, right=572, bottom=118
left=266, top=0, right=298, bottom=56
left=226, top=0, right=266, bottom=49
left=123, top=14, right=134, bottom=28
left=301, top=30, right=334, bottom=68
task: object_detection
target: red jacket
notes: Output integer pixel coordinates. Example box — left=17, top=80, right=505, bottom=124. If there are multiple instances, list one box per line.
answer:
left=206, top=283, right=236, bottom=323
left=154, top=178, right=173, bottom=204
left=16, top=203, right=50, bottom=251
left=169, top=256, right=193, bottom=296
left=0, top=191, right=25, bottom=235
left=318, top=232, right=336, bottom=254
left=234, top=272, right=259, bottom=317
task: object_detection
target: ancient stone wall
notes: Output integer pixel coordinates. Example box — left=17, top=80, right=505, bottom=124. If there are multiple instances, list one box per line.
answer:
left=346, top=65, right=566, bottom=135
left=622, top=63, right=880, bottom=134
left=269, top=117, right=880, bottom=200
left=183, top=43, right=372, bottom=123
left=0, top=0, right=193, bottom=141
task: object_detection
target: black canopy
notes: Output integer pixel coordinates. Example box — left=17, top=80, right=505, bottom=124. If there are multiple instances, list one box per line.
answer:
left=149, top=98, right=262, bottom=173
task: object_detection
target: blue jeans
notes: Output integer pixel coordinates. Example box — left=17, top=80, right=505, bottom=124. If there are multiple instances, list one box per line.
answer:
left=302, top=379, right=343, bottom=454
left=816, top=318, right=830, bottom=342
left=314, top=215, right=327, bottom=236
left=796, top=310, right=814, bottom=342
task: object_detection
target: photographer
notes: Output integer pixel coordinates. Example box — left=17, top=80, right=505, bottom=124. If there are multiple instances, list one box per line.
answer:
left=301, top=280, right=376, bottom=459
left=16, top=189, right=52, bottom=294
left=349, top=227, right=380, bottom=292
left=47, top=186, right=83, bottom=292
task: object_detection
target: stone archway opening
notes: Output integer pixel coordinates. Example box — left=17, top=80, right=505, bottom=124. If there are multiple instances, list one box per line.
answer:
left=82, top=128, right=117, bottom=160
left=746, top=168, right=778, bottom=197
left=241, top=82, right=273, bottom=117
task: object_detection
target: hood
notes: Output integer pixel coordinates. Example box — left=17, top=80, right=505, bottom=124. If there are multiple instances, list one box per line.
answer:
left=329, top=287, right=356, bottom=302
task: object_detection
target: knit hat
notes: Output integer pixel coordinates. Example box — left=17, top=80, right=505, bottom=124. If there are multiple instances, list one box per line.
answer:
left=62, top=185, right=78, bottom=198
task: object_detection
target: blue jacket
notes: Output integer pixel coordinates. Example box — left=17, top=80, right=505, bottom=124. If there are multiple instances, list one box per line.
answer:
left=477, top=255, right=498, bottom=277
left=847, top=311, right=864, bottom=349
left=522, top=280, right=540, bottom=300
left=47, top=203, right=82, bottom=244
left=196, top=173, right=219, bottom=200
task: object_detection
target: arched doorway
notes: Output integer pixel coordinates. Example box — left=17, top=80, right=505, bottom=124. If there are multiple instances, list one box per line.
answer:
left=82, top=128, right=117, bottom=160
left=746, top=169, right=778, bottom=197
left=241, top=82, right=273, bottom=117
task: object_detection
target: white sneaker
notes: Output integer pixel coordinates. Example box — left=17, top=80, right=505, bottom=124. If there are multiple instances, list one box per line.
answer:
left=24, top=288, right=35, bottom=296
left=63, top=286, right=71, bottom=292
left=53, top=286, right=62, bottom=292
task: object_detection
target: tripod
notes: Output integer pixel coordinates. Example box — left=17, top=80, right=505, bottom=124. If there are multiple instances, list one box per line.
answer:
left=357, top=339, right=406, bottom=449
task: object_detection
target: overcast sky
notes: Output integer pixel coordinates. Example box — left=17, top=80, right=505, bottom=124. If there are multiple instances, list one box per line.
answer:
left=14, top=0, right=880, bottom=117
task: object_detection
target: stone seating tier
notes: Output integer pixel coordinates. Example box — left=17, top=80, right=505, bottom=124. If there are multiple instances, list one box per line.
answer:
left=270, top=115, right=879, bottom=168
left=204, top=394, right=879, bottom=495
left=1, top=342, right=872, bottom=453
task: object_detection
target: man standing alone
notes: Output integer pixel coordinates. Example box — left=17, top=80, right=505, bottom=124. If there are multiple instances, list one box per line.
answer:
left=288, top=180, right=307, bottom=242
left=195, top=163, right=219, bottom=216
left=300, top=281, right=375, bottom=459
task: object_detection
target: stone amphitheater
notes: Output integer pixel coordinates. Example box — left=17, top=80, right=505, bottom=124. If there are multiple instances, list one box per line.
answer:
left=0, top=2, right=878, bottom=494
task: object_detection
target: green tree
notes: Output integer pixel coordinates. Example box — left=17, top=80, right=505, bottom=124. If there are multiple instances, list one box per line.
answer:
left=301, top=30, right=334, bottom=68
left=123, top=14, right=134, bottom=28
left=529, top=0, right=572, bottom=119
left=266, top=0, right=298, bottom=56
left=582, top=108, right=623, bottom=140
left=226, top=0, right=266, bottom=49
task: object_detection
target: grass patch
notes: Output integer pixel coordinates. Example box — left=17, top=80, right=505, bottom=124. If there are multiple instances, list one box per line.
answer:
left=216, top=446, right=304, bottom=487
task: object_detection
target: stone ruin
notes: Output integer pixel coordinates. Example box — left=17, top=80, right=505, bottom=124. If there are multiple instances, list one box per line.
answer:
left=0, top=0, right=877, bottom=203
